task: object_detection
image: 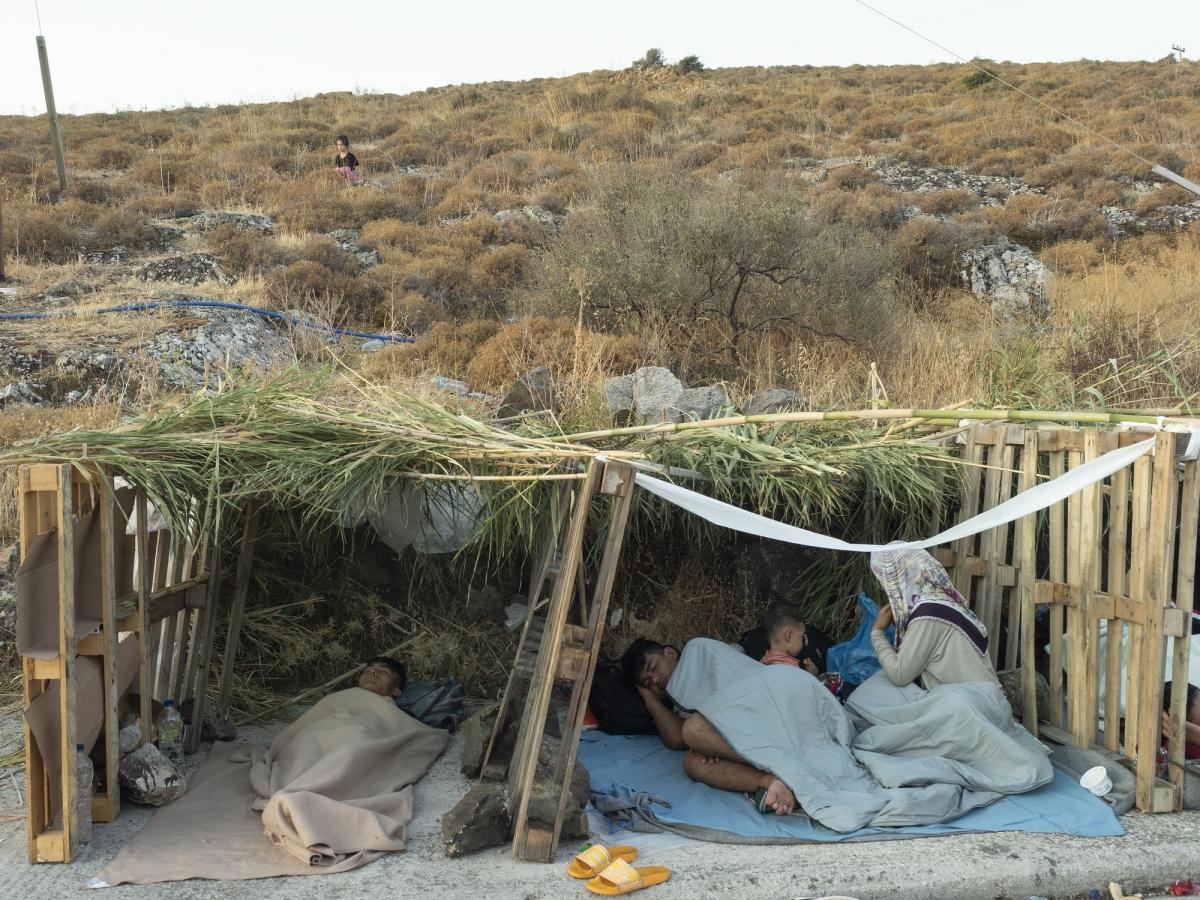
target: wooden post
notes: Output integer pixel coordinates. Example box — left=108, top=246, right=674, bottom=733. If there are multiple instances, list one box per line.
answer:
left=36, top=35, right=67, bottom=192
left=135, top=492, right=153, bottom=746
left=217, top=501, right=260, bottom=709
left=0, top=192, right=7, bottom=281
left=1135, top=432, right=1176, bottom=810
left=186, top=541, right=223, bottom=753
left=1167, top=458, right=1199, bottom=803
left=1017, top=431, right=1039, bottom=735
left=1046, top=448, right=1066, bottom=728
left=1103, top=462, right=1130, bottom=752
left=97, top=471, right=121, bottom=823
left=54, top=464, right=78, bottom=860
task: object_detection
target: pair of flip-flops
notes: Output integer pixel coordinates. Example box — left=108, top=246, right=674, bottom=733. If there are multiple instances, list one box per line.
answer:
left=567, top=844, right=671, bottom=895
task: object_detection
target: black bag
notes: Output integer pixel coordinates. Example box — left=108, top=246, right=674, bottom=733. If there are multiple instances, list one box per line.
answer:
left=395, top=678, right=469, bottom=733
left=587, top=659, right=659, bottom=735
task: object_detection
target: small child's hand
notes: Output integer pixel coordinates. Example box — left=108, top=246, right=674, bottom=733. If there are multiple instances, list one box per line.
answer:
left=802, top=659, right=819, bottom=676
left=873, top=605, right=894, bottom=632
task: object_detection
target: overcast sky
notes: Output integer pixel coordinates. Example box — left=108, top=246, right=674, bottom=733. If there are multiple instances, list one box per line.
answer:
left=1, top=0, right=1195, bottom=115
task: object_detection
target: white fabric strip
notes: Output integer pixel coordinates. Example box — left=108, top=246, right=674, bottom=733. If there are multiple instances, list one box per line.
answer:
left=632, top=436, right=1158, bottom=553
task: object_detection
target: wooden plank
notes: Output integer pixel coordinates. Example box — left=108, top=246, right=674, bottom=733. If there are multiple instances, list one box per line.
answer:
left=481, top=483, right=571, bottom=777
left=135, top=492, right=153, bottom=747
left=1046, top=449, right=1066, bottom=729
left=1124, top=454, right=1152, bottom=759
left=1072, top=431, right=1102, bottom=747
left=34, top=830, right=65, bottom=863
left=173, top=536, right=209, bottom=704
left=1017, top=432, right=1039, bottom=736
left=1104, top=463, right=1129, bottom=752
left=509, top=462, right=601, bottom=859
left=95, top=471, right=120, bottom=823
left=951, top=430, right=982, bottom=598
left=991, top=434, right=1018, bottom=668
left=186, top=541, right=223, bottom=753
left=1166, top=457, right=1198, bottom=803
left=19, top=467, right=49, bottom=864
left=547, top=462, right=636, bottom=859
left=977, top=433, right=1005, bottom=665
left=217, top=501, right=261, bottom=709
left=54, top=464, right=78, bottom=861
left=1134, top=433, right=1176, bottom=810
left=154, top=533, right=184, bottom=700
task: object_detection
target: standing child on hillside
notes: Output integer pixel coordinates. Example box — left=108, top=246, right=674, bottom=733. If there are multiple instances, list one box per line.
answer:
left=334, top=134, right=362, bottom=184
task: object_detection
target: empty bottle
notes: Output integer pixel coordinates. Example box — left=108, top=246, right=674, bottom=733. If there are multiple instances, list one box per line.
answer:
left=75, top=743, right=93, bottom=847
left=158, top=699, right=185, bottom=767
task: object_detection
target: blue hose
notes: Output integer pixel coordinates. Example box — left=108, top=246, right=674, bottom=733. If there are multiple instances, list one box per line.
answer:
left=0, top=298, right=415, bottom=343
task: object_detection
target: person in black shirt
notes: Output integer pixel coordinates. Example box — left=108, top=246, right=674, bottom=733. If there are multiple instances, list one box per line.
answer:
left=334, top=134, right=361, bottom=183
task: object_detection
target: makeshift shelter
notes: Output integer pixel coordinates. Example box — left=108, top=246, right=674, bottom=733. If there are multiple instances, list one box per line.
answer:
left=5, top=377, right=1198, bottom=864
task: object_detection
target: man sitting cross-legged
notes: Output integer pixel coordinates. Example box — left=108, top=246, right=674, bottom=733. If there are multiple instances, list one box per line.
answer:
left=620, top=637, right=798, bottom=815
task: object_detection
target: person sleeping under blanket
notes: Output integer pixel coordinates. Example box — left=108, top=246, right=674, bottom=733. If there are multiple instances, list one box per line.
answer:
left=248, top=653, right=448, bottom=866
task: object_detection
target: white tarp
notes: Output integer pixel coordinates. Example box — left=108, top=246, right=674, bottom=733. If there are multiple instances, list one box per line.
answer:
left=629, top=435, right=1161, bottom=553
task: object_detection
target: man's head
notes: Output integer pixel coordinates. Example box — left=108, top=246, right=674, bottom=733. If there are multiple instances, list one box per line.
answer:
left=761, top=601, right=807, bottom=658
left=1163, top=682, right=1200, bottom=725
left=357, top=656, right=407, bottom=698
left=621, top=638, right=680, bottom=697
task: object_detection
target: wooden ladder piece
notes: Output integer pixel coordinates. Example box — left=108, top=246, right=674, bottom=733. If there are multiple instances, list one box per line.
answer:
left=509, top=460, right=636, bottom=863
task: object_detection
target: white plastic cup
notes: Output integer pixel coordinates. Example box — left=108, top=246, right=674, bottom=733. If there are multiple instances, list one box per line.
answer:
left=1080, top=765, right=1113, bottom=797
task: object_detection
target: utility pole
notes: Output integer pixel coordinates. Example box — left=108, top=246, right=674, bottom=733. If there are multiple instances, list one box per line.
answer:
left=36, top=33, right=68, bottom=192
left=1172, top=44, right=1186, bottom=62
left=0, top=191, right=6, bottom=281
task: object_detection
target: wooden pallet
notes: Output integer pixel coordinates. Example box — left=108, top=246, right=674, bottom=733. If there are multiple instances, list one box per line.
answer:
left=506, top=459, right=637, bottom=862
left=17, top=464, right=220, bottom=862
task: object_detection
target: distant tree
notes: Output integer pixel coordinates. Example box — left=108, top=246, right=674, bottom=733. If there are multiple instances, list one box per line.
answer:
left=521, top=171, right=895, bottom=364
left=634, top=48, right=665, bottom=69
left=962, top=59, right=998, bottom=89
left=675, top=55, right=705, bottom=75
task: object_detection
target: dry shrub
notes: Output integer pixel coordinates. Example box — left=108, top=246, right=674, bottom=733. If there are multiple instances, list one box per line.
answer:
left=90, top=207, right=158, bottom=251
left=468, top=244, right=528, bottom=300
left=266, top=260, right=375, bottom=319
left=65, top=179, right=116, bottom=205
left=825, top=165, right=876, bottom=191
left=362, top=218, right=428, bottom=253
left=207, top=224, right=293, bottom=275
left=920, top=188, right=979, bottom=216
left=295, top=236, right=358, bottom=275
left=1134, top=184, right=1195, bottom=215
left=9, top=204, right=85, bottom=263
left=364, top=319, right=502, bottom=381
left=0, top=149, right=36, bottom=177
left=674, top=141, right=725, bottom=169
left=811, top=184, right=907, bottom=231
left=130, top=151, right=199, bottom=194
left=382, top=290, right=446, bottom=332
left=1040, top=239, right=1105, bottom=276
left=892, top=216, right=994, bottom=295
left=463, top=317, right=639, bottom=394
left=79, top=138, right=137, bottom=170
left=984, top=194, right=1107, bottom=246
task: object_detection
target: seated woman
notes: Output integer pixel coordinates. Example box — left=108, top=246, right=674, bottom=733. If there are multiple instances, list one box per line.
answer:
left=334, top=133, right=362, bottom=184
left=869, top=548, right=998, bottom=689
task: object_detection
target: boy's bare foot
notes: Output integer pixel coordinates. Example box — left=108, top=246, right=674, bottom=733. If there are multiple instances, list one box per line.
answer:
left=762, top=777, right=796, bottom=815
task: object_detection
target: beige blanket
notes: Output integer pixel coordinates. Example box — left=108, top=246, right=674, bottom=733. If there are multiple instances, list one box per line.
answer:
left=94, top=688, right=447, bottom=885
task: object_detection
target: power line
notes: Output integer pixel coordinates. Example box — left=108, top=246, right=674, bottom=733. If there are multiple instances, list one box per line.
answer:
left=849, top=0, right=1158, bottom=171
left=34, top=0, right=43, bottom=35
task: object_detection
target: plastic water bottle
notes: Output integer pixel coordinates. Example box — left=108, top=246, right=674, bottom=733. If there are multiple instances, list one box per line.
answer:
left=158, top=699, right=185, bottom=767
left=75, top=744, right=93, bottom=846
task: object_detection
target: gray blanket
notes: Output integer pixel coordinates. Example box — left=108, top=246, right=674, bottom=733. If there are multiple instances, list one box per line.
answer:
left=667, top=639, right=1052, bottom=833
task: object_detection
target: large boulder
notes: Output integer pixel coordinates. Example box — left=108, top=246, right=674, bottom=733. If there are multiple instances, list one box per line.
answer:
left=528, top=735, right=589, bottom=837
left=134, top=253, right=230, bottom=285
left=460, top=702, right=501, bottom=779
left=498, top=368, right=557, bottom=418
left=674, top=385, right=729, bottom=421
left=119, top=744, right=186, bottom=806
left=189, top=210, right=274, bottom=234
left=960, top=239, right=1050, bottom=320
left=145, top=305, right=294, bottom=389
left=442, top=783, right=511, bottom=857
left=631, top=367, right=685, bottom=424
left=997, top=667, right=1052, bottom=724
left=744, top=388, right=807, bottom=417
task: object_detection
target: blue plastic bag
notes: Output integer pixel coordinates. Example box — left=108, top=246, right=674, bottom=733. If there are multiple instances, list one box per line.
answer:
left=826, top=593, right=895, bottom=685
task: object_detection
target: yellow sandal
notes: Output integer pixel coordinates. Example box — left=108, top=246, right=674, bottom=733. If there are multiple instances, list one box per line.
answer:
left=585, top=858, right=671, bottom=895
left=567, top=844, right=639, bottom=879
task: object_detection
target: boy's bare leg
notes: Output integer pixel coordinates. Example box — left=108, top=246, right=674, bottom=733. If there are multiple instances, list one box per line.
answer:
left=682, top=751, right=797, bottom=815
left=680, top=714, right=742, bottom=761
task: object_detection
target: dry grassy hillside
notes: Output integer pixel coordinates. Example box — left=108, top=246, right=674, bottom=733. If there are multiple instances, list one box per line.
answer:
left=2, top=57, right=1200, bottom=701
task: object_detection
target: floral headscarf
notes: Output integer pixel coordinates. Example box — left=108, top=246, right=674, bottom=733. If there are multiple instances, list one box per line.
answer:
left=869, top=548, right=988, bottom=656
